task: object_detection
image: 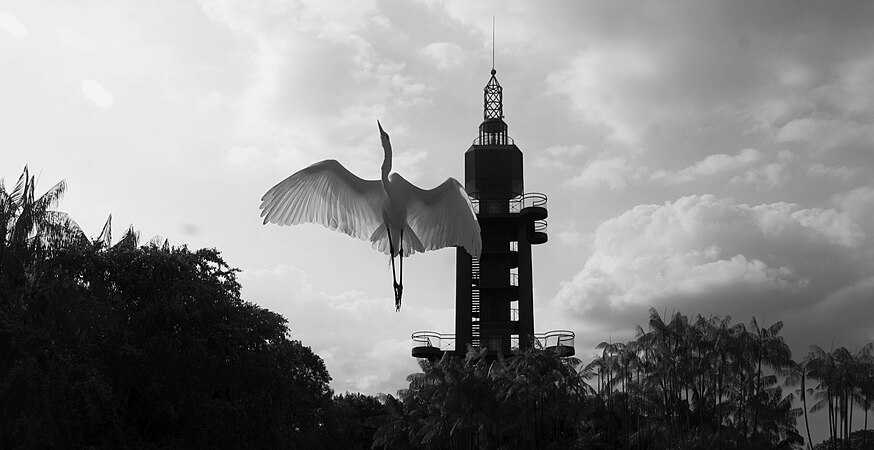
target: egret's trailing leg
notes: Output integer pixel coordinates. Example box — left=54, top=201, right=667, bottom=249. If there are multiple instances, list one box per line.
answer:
left=259, top=121, right=483, bottom=313
left=387, top=227, right=401, bottom=310
left=397, top=229, right=404, bottom=311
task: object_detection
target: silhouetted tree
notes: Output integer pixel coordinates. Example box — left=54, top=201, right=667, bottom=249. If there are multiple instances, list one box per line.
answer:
left=0, top=230, right=336, bottom=447
left=0, top=166, right=84, bottom=290
left=330, top=392, right=386, bottom=449
left=582, top=310, right=803, bottom=448
left=375, top=347, right=588, bottom=449
left=807, top=344, right=874, bottom=450
left=783, top=359, right=815, bottom=449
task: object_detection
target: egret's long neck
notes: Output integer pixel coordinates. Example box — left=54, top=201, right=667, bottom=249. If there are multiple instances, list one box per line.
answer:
left=377, top=120, right=392, bottom=184
left=381, top=147, right=391, bottom=183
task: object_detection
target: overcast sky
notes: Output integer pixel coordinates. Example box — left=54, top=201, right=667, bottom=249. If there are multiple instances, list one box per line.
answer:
left=3, top=0, right=873, bottom=433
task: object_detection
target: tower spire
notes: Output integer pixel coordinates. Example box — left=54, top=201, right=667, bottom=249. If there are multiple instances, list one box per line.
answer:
left=483, top=68, right=503, bottom=120
left=484, top=16, right=502, bottom=121
left=492, top=16, right=495, bottom=72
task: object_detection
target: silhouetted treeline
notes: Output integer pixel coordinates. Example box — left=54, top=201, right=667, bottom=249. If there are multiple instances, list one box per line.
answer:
left=0, top=167, right=383, bottom=448
left=3, top=166, right=873, bottom=449
left=375, top=311, right=872, bottom=449
left=373, top=314, right=804, bottom=449
left=582, top=310, right=803, bottom=448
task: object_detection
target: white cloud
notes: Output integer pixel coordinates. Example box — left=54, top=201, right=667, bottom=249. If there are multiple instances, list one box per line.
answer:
left=547, top=44, right=667, bottom=146
left=791, top=208, right=864, bottom=247
left=831, top=186, right=874, bottom=236
left=0, top=11, right=27, bottom=39
left=567, top=156, right=638, bottom=191
left=807, top=163, right=861, bottom=180
left=200, top=0, right=428, bottom=168
left=776, top=117, right=874, bottom=152
left=534, top=144, right=588, bottom=170
left=239, top=264, right=445, bottom=395
left=554, top=194, right=872, bottom=326
left=814, top=53, right=874, bottom=115
left=390, top=147, right=428, bottom=181
left=730, top=161, right=788, bottom=189
left=554, top=224, right=589, bottom=248
left=81, top=79, right=114, bottom=108
left=651, top=148, right=762, bottom=184
left=226, top=146, right=264, bottom=166
left=412, top=0, right=536, bottom=46
left=419, top=42, right=464, bottom=70
left=728, top=151, right=794, bottom=189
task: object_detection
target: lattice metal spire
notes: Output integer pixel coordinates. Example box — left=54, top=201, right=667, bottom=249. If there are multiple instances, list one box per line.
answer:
left=483, top=69, right=503, bottom=120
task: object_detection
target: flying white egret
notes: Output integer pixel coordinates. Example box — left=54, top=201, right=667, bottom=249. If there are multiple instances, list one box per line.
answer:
left=259, top=121, right=482, bottom=310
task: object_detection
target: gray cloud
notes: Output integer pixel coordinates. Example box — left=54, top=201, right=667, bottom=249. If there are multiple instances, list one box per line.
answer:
left=553, top=191, right=874, bottom=354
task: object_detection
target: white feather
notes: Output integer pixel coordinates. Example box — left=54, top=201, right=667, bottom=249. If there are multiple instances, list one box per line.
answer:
left=259, top=132, right=481, bottom=260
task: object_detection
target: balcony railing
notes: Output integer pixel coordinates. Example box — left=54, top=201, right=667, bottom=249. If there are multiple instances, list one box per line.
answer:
left=472, top=135, right=515, bottom=146
left=412, top=330, right=575, bottom=354
left=534, top=330, right=575, bottom=350
left=470, top=192, right=547, bottom=215
left=411, top=331, right=456, bottom=352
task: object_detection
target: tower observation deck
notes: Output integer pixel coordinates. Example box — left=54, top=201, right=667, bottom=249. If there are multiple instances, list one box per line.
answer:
left=411, top=69, right=575, bottom=360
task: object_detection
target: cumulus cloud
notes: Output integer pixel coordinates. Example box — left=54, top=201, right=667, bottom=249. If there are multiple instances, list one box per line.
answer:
left=535, top=0, right=874, bottom=197
left=567, top=156, right=639, bottom=191
left=226, top=146, right=265, bottom=166
left=807, top=163, right=861, bottom=180
left=776, top=118, right=874, bottom=153
left=651, top=148, right=762, bottom=184
left=832, top=186, right=874, bottom=238
left=553, top=193, right=874, bottom=349
left=239, top=264, right=446, bottom=394
left=729, top=150, right=793, bottom=189
left=546, top=43, right=668, bottom=146
left=200, top=0, right=433, bottom=173
left=533, top=144, right=588, bottom=170
left=0, top=11, right=27, bottom=39
left=81, top=79, right=114, bottom=108
left=419, top=42, right=464, bottom=69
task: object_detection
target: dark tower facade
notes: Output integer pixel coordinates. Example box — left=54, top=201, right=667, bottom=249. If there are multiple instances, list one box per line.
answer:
left=412, top=69, right=574, bottom=360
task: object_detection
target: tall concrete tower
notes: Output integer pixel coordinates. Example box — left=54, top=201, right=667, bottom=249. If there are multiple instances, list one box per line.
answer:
left=412, top=69, right=574, bottom=360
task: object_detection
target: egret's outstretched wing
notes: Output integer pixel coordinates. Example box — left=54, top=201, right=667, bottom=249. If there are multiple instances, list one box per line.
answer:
left=392, top=174, right=482, bottom=258
left=260, top=160, right=386, bottom=242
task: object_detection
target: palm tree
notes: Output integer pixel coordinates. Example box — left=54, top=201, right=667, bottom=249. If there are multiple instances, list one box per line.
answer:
left=1, top=166, right=85, bottom=285
left=857, top=344, right=874, bottom=449
left=748, top=317, right=792, bottom=437
left=782, top=358, right=815, bottom=449
left=808, top=345, right=840, bottom=449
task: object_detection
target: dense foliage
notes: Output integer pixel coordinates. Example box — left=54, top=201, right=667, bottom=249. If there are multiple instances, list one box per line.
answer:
left=0, top=168, right=337, bottom=447
left=3, top=167, right=872, bottom=449
left=803, top=345, right=874, bottom=450
left=371, top=313, right=810, bottom=449
left=374, top=347, right=589, bottom=449
left=583, top=310, right=803, bottom=448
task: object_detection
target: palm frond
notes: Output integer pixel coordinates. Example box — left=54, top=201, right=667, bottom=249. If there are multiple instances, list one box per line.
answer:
left=97, top=214, right=112, bottom=248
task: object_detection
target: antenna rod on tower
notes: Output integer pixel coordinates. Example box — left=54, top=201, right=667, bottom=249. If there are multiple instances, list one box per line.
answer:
left=492, top=16, right=495, bottom=70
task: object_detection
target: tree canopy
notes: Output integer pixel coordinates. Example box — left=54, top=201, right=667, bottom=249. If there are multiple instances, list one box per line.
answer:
left=0, top=167, right=336, bottom=448
left=3, top=166, right=872, bottom=449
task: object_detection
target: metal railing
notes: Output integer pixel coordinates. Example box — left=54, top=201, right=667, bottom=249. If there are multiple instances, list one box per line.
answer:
left=411, top=331, right=456, bottom=352
left=472, top=135, right=515, bottom=146
left=534, top=330, right=575, bottom=349
left=534, top=220, right=547, bottom=233
left=412, top=330, right=574, bottom=354
left=470, top=192, right=547, bottom=215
